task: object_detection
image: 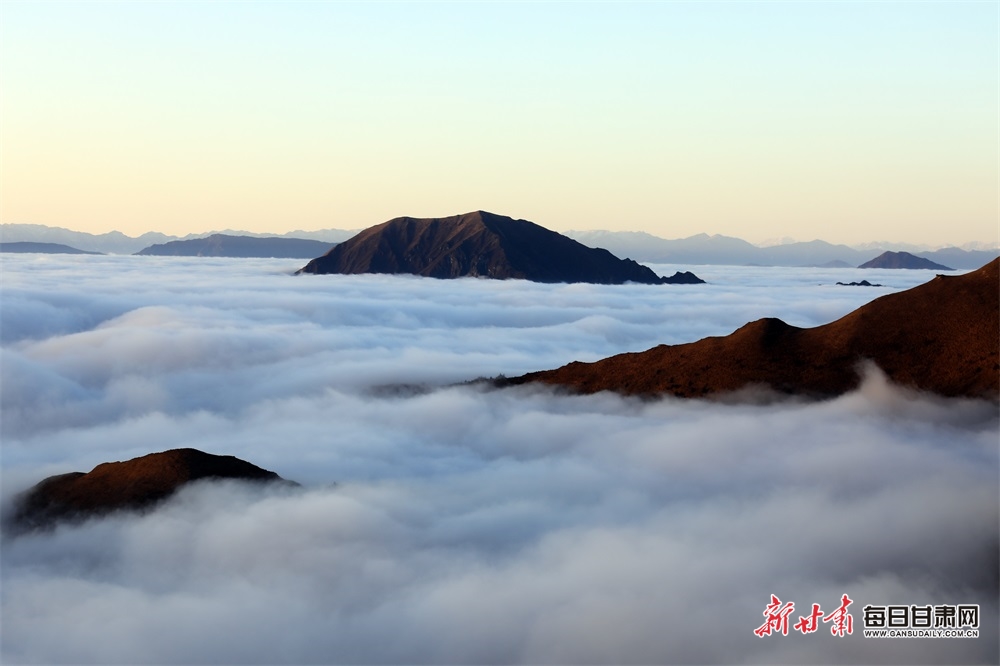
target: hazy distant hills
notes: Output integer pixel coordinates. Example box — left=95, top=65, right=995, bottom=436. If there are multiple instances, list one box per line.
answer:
left=859, top=251, right=953, bottom=270
left=298, top=211, right=704, bottom=285
left=1, top=223, right=355, bottom=255
left=2, top=224, right=177, bottom=255
left=137, top=234, right=335, bottom=258
left=566, top=230, right=999, bottom=269
left=4, top=222, right=997, bottom=268
left=508, top=258, right=999, bottom=399
left=0, top=241, right=101, bottom=255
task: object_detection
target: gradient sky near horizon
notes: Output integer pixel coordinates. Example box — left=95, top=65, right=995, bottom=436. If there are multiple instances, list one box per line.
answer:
left=2, top=1, right=997, bottom=245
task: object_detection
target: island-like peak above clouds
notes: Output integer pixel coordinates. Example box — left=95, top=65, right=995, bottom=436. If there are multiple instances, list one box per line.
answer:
left=859, top=250, right=954, bottom=270
left=6, top=449, right=296, bottom=533
left=507, top=259, right=999, bottom=400
left=297, top=211, right=704, bottom=285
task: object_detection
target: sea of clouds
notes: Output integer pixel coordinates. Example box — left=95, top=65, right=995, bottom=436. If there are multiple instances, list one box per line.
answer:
left=1, top=255, right=997, bottom=664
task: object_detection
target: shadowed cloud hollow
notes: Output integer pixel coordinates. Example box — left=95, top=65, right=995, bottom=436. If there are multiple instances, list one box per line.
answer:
left=297, top=210, right=704, bottom=284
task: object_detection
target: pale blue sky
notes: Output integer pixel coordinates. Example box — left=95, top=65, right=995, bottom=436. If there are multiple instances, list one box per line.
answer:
left=2, top=1, right=997, bottom=244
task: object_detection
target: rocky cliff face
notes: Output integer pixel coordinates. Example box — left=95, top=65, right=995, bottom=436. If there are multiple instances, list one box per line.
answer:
left=298, top=211, right=703, bottom=285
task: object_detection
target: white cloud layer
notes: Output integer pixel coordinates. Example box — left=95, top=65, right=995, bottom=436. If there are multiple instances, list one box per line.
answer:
left=1, top=255, right=996, bottom=664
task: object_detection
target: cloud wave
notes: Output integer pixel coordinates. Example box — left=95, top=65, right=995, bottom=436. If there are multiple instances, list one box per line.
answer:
left=2, top=255, right=995, bottom=664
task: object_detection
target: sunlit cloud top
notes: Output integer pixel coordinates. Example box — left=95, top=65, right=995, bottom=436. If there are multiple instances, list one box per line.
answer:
left=2, top=2, right=996, bottom=244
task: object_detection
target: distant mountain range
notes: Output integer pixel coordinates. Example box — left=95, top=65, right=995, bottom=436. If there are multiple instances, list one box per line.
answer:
left=136, top=234, right=335, bottom=258
left=298, top=211, right=704, bottom=284
left=565, top=231, right=998, bottom=269
left=506, top=259, right=999, bottom=399
left=0, top=223, right=356, bottom=255
left=3, top=222, right=996, bottom=268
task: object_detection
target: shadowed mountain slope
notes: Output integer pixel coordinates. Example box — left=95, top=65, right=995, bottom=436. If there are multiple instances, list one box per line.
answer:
left=0, top=242, right=100, bottom=254
left=7, top=449, right=294, bottom=532
left=137, top=234, right=334, bottom=258
left=297, top=211, right=703, bottom=284
left=859, top=251, right=953, bottom=270
left=507, top=260, right=999, bottom=399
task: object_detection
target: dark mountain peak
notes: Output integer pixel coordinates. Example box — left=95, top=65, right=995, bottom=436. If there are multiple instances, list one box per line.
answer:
left=859, top=251, right=953, bottom=270
left=468, top=209, right=503, bottom=222
left=6, top=448, right=295, bottom=533
left=507, top=259, right=999, bottom=399
left=297, top=212, right=703, bottom=285
left=730, top=317, right=801, bottom=345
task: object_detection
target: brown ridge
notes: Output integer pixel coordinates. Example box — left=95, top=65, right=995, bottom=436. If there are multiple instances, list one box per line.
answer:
left=7, top=448, right=294, bottom=532
left=508, top=259, right=1000, bottom=399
